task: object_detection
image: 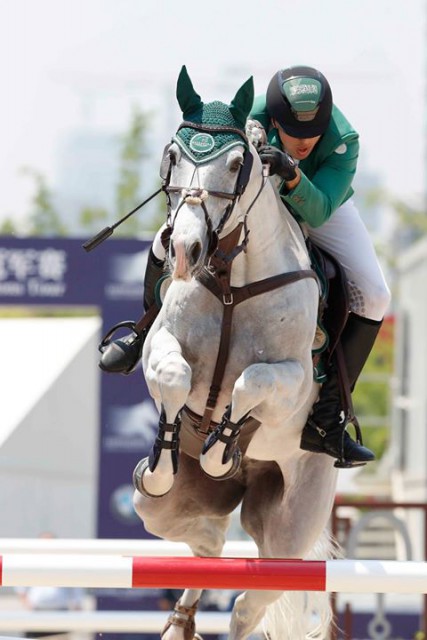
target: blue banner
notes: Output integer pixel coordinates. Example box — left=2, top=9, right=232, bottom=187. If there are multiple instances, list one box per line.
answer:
left=0, top=236, right=158, bottom=539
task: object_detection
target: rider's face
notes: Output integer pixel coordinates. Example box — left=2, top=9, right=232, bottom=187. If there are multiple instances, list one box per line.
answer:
left=273, top=121, right=321, bottom=161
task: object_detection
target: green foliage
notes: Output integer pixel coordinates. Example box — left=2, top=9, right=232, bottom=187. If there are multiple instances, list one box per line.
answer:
left=351, top=189, right=424, bottom=464
left=114, top=106, right=150, bottom=237
left=147, top=177, right=168, bottom=233
left=3, top=105, right=162, bottom=238
left=22, top=167, right=68, bottom=236
left=0, top=217, right=19, bottom=234
left=79, top=206, right=109, bottom=233
left=364, top=187, right=427, bottom=257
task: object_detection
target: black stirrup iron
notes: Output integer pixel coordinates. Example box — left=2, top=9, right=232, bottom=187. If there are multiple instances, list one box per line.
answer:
left=98, top=321, right=143, bottom=375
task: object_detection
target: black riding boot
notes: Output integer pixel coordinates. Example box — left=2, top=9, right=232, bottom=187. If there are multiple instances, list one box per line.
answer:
left=300, top=314, right=382, bottom=467
left=98, top=248, right=164, bottom=374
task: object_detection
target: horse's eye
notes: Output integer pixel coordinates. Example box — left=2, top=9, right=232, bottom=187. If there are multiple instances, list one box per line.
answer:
left=227, top=150, right=244, bottom=174
left=229, top=158, right=242, bottom=173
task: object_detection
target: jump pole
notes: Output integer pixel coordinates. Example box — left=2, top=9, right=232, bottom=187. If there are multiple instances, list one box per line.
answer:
left=0, top=539, right=258, bottom=557
left=0, top=555, right=426, bottom=594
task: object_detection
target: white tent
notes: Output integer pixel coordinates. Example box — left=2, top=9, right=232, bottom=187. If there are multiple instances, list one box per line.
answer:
left=0, top=317, right=101, bottom=538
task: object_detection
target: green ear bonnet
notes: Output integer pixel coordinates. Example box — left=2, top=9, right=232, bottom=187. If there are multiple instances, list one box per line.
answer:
left=174, top=65, right=254, bottom=163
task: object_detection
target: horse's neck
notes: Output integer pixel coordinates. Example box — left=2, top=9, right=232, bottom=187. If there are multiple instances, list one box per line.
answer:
left=227, top=183, right=310, bottom=287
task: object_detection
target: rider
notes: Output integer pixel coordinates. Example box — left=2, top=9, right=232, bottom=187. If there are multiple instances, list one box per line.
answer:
left=100, top=65, right=391, bottom=468
left=250, top=65, right=390, bottom=466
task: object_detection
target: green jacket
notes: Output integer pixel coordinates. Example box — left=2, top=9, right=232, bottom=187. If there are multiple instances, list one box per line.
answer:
left=250, top=95, right=359, bottom=227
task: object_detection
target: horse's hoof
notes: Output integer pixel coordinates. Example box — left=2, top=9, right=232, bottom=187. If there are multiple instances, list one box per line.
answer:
left=201, top=448, right=242, bottom=481
left=132, top=457, right=171, bottom=498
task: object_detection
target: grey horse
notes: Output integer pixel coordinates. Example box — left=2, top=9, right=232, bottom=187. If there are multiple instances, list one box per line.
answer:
left=133, top=66, right=338, bottom=640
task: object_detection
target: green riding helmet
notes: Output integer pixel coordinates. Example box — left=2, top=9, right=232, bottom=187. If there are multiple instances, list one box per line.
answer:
left=266, top=65, right=333, bottom=139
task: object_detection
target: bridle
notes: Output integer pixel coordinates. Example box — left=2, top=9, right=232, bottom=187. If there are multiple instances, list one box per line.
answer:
left=160, top=121, right=265, bottom=260
left=81, top=121, right=264, bottom=256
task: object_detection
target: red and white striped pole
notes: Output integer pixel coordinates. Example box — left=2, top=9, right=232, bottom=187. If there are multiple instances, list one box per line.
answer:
left=0, top=555, right=426, bottom=594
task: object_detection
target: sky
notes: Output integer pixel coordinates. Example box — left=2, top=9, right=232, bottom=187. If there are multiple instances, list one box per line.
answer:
left=0, top=0, right=425, bottom=226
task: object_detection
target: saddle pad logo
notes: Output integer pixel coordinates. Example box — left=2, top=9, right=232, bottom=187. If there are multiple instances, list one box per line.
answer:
left=189, top=133, right=215, bottom=154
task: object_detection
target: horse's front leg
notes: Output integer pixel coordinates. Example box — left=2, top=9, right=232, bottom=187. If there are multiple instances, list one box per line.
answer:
left=134, top=327, right=192, bottom=497
left=200, top=360, right=307, bottom=479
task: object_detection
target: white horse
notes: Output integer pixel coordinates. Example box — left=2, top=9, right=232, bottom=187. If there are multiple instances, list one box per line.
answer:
left=133, top=66, right=338, bottom=640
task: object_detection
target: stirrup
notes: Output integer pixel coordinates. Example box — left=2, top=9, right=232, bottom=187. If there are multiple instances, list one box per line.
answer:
left=334, top=457, right=367, bottom=469
left=98, top=320, right=143, bottom=375
left=334, top=421, right=373, bottom=468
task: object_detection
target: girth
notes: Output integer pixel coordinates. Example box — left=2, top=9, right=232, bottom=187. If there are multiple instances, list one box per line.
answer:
left=193, top=224, right=319, bottom=432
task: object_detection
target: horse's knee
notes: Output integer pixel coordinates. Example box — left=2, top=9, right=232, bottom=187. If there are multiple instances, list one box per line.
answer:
left=157, top=357, right=191, bottom=389
left=235, top=363, right=276, bottom=394
left=236, top=361, right=304, bottom=395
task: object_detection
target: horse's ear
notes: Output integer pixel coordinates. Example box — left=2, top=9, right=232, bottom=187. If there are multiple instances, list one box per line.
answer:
left=229, top=77, right=255, bottom=129
left=176, top=65, right=203, bottom=118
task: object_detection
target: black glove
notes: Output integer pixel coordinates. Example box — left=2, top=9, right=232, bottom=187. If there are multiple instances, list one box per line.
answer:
left=258, top=145, right=297, bottom=181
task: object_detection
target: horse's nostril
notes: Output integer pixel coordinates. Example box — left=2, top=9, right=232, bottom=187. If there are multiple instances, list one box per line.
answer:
left=170, top=244, right=176, bottom=260
left=190, top=242, right=202, bottom=265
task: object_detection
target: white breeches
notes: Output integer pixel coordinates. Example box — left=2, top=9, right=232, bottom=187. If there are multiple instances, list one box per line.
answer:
left=305, top=199, right=391, bottom=321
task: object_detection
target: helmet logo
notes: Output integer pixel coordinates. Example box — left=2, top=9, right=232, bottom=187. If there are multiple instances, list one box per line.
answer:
left=289, top=83, right=319, bottom=97
left=283, top=77, right=322, bottom=111
left=282, top=77, right=323, bottom=123
left=189, top=133, right=215, bottom=154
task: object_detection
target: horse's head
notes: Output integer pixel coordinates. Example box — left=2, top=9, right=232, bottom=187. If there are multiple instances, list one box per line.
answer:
left=160, top=66, right=256, bottom=280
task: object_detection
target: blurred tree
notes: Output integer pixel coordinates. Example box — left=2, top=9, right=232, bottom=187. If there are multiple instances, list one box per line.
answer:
left=146, top=176, right=168, bottom=233
left=79, top=205, right=109, bottom=234
left=0, top=217, right=19, bottom=234
left=22, top=167, right=68, bottom=236
left=364, top=188, right=427, bottom=255
left=114, top=106, right=150, bottom=237
left=0, top=106, right=161, bottom=237
left=349, top=190, right=425, bottom=466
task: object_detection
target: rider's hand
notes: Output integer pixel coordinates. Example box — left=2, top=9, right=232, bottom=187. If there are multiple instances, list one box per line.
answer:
left=258, top=145, right=297, bottom=182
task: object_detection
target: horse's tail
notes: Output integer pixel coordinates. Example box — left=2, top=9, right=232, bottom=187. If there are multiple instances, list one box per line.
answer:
left=263, top=529, right=342, bottom=640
